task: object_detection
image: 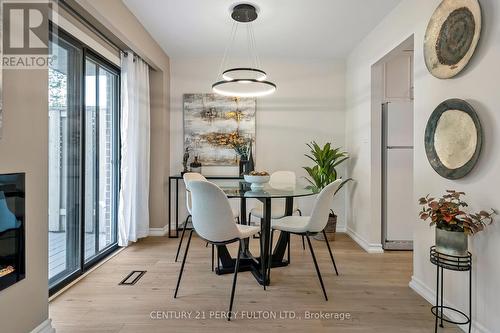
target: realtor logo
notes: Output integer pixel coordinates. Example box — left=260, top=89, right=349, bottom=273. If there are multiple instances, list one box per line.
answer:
left=3, top=2, right=50, bottom=54
left=2, top=1, right=53, bottom=69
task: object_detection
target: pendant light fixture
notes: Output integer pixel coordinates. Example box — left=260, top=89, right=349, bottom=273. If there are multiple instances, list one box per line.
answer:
left=212, top=3, right=276, bottom=98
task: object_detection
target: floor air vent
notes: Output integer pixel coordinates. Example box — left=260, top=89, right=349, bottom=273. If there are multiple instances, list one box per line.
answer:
left=119, top=270, right=146, bottom=285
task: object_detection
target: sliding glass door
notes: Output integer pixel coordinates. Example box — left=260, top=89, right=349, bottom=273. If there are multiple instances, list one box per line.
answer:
left=84, top=56, right=119, bottom=260
left=48, top=33, right=82, bottom=283
left=48, top=30, right=120, bottom=293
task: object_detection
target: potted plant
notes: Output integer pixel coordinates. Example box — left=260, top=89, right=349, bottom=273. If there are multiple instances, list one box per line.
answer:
left=419, top=190, right=496, bottom=256
left=303, top=141, right=352, bottom=241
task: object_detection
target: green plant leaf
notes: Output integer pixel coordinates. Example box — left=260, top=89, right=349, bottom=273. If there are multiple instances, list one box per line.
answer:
left=303, top=141, right=352, bottom=190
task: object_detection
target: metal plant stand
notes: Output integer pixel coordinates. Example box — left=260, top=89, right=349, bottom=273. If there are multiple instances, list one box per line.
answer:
left=429, top=246, right=472, bottom=333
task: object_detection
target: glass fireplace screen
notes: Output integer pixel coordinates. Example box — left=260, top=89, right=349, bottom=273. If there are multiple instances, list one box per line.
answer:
left=0, top=173, right=25, bottom=291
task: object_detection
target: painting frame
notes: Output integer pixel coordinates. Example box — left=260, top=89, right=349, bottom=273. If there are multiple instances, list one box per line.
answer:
left=183, top=93, right=256, bottom=167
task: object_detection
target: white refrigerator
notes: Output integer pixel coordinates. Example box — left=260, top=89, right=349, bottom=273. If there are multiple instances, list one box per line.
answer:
left=382, top=101, right=414, bottom=250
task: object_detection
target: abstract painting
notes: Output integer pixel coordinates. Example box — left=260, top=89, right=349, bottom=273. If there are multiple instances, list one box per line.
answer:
left=183, top=94, right=256, bottom=166
left=424, top=0, right=482, bottom=79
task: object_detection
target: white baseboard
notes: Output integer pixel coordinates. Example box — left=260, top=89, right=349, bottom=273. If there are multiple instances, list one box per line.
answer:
left=409, top=276, right=490, bottom=333
left=345, top=226, right=383, bottom=253
left=149, top=225, right=169, bottom=236
left=408, top=275, right=436, bottom=306
left=31, top=319, right=55, bottom=333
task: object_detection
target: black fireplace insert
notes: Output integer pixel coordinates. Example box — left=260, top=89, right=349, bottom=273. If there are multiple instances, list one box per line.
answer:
left=0, top=173, right=25, bottom=292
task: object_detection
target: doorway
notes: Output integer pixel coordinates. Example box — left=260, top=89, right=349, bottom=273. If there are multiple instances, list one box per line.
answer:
left=373, top=36, right=414, bottom=250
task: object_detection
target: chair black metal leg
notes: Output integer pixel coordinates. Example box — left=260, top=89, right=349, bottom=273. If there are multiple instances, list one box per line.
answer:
left=228, top=240, right=242, bottom=321
left=174, top=230, right=194, bottom=298
left=217, top=246, right=220, bottom=272
left=248, top=212, right=252, bottom=224
left=211, top=244, right=214, bottom=272
left=236, top=216, right=240, bottom=224
left=175, top=215, right=190, bottom=262
left=323, top=230, right=339, bottom=276
left=305, top=233, right=328, bottom=301
left=287, top=233, right=291, bottom=264
left=296, top=210, right=305, bottom=250
left=267, top=229, right=274, bottom=286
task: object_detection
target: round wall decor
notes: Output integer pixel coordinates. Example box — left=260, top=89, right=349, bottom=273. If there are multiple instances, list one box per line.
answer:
left=424, top=0, right=482, bottom=79
left=425, top=99, right=482, bottom=179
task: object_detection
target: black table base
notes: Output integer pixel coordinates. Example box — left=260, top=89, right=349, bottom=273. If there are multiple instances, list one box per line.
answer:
left=214, top=236, right=290, bottom=286
left=214, top=197, right=294, bottom=286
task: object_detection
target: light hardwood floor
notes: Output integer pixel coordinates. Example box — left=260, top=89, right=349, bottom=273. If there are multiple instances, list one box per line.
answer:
left=50, top=233, right=460, bottom=333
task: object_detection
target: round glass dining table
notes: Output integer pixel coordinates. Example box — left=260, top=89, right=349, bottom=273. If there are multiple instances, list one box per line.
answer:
left=211, top=180, right=319, bottom=286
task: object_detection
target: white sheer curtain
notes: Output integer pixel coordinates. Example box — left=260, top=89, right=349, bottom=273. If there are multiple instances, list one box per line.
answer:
left=118, top=53, right=150, bottom=246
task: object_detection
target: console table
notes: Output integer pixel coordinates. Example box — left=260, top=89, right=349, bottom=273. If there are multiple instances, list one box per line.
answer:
left=429, top=246, right=472, bottom=333
left=167, top=175, right=243, bottom=238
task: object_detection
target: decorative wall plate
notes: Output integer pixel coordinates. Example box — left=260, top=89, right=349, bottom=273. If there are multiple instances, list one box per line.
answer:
left=424, top=0, right=482, bottom=79
left=425, top=99, right=482, bottom=179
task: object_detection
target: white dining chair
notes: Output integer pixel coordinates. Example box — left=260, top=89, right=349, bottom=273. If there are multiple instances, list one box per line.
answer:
left=248, top=170, right=305, bottom=260
left=267, top=179, right=342, bottom=301
left=174, top=180, right=260, bottom=321
left=174, top=173, right=207, bottom=263
left=175, top=173, right=240, bottom=268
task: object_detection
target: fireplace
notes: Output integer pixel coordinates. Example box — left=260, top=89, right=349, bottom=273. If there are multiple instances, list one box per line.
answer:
left=0, top=173, right=25, bottom=291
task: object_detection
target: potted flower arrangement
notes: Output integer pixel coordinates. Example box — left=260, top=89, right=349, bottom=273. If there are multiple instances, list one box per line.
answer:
left=229, top=133, right=254, bottom=175
left=418, top=190, right=496, bottom=256
left=303, top=141, right=352, bottom=241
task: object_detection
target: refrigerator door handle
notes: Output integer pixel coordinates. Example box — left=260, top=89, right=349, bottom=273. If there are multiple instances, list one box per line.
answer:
left=386, top=146, right=414, bottom=149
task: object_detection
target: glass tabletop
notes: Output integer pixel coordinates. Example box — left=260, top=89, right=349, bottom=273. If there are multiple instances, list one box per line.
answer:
left=214, top=180, right=319, bottom=199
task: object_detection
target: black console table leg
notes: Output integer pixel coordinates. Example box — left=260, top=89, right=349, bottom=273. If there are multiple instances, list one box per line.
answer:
left=175, top=179, right=179, bottom=237
left=168, top=178, right=172, bottom=237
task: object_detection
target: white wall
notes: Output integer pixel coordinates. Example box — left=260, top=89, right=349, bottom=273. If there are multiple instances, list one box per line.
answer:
left=346, top=0, right=500, bottom=331
left=170, top=56, right=347, bottom=228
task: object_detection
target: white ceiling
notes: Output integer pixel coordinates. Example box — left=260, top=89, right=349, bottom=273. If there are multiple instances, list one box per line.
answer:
left=123, top=0, right=402, bottom=60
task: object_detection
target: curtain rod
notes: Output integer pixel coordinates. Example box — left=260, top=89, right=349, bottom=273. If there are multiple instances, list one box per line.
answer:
left=58, top=0, right=124, bottom=53
left=57, top=0, right=151, bottom=67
